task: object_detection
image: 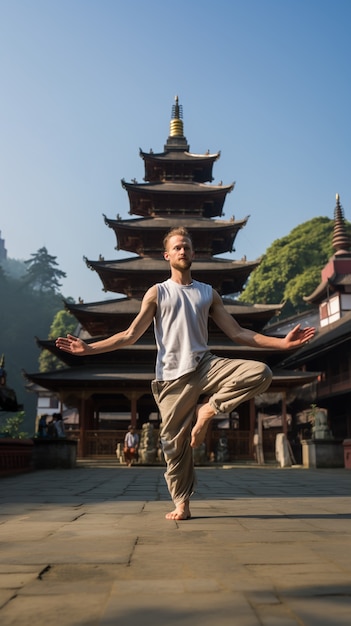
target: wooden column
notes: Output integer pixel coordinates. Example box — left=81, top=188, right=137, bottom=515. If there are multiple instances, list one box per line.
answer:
left=130, top=394, right=138, bottom=428
left=123, top=391, right=145, bottom=428
left=249, top=398, right=256, bottom=457
left=79, top=392, right=92, bottom=458
left=281, top=391, right=288, bottom=435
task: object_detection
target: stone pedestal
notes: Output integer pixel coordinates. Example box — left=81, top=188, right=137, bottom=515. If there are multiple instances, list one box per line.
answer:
left=138, top=423, right=157, bottom=464
left=32, top=438, right=77, bottom=469
left=216, top=434, right=230, bottom=463
left=275, top=433, right=292, bottom=467
left=302, top=439, right=344, bottom=468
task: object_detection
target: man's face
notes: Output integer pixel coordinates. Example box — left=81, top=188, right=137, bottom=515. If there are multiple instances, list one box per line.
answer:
left=164, top=235, right=194, bottom=270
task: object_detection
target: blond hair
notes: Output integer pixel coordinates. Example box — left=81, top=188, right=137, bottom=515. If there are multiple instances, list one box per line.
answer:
left=163, top=227, right=192, bottom=251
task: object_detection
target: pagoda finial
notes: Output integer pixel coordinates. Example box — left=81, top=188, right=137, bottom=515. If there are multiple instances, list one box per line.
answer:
left=332, top=193, right=351, bottom=254
left=170, top=95, right=184, bottom=137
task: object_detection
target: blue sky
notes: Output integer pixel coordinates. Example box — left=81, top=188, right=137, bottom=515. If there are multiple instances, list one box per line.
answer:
left=1, top=0, right=351, bottom=302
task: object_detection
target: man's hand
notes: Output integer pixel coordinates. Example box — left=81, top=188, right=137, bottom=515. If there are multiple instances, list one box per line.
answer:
left=283, top=324, right=315, bottom=349
left=55, top=334, right=91, bottom=355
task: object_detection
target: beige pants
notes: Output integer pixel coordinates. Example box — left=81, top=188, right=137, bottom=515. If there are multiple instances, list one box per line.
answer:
left=151, top=352, right=272, bottom=506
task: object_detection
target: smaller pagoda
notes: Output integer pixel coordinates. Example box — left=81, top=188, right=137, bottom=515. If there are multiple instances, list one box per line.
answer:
left=304, top=194, right=351, bottom=327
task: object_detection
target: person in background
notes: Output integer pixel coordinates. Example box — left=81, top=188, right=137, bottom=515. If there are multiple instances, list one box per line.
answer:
left=124, top=425, right=139, bottom=466
left=53, top=413, right=66, bottom=438
left=38, top=414, right=48, bottom=437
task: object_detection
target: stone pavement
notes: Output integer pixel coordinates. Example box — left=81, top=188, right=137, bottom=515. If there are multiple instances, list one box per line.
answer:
left=0, top=463, right=351, bottom=626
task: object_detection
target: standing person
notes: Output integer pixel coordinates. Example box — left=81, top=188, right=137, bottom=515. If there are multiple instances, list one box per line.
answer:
left=123, top=425, right=139, bottom=466
left=53, top=413, right=66, bottom=438
left=56, top=227, right=315, bottom=521
left=38, top=414, right=48, bottom=437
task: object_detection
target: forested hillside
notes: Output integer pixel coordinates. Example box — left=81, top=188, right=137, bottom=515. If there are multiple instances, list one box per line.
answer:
left=0, top=249, right=69, bottom=432
left=238, top=217, right=350, bottom=319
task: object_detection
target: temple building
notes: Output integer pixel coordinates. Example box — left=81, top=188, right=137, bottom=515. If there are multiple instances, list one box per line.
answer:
left=26, top=97, right=318, bottom=460
left=279, top=194, right=351, bottom=440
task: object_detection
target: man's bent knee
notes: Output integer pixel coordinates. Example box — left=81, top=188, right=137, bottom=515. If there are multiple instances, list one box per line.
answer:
left=261, top=363, right=273, bottom=385
left=255, top=363, right=272, bottom=391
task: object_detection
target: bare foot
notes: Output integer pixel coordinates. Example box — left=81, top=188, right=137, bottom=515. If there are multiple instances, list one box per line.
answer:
left=165, top=501, right=191, bottom=520
left=190, top=402, right=215, bottom=448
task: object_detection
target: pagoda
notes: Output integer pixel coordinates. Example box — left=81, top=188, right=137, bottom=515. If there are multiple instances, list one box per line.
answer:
left=303, top=194, right=351, bottom=326
left=27, top=97, right=317, bottom=458
left=85, top=96, right=258, bottom=298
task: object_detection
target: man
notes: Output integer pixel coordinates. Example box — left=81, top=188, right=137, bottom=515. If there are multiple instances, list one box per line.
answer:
left=56, top=227, right=315, bottom=521
left=124, top=425, right=139, bottom=466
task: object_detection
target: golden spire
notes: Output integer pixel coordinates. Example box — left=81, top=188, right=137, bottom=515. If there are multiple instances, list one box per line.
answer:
left=332, top=193, right=351, bottom=254
left=169, top=95, right=184, bottom=137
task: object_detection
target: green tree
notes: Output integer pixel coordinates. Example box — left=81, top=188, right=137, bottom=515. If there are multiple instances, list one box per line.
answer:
left=39, top=307, right=78, bottom=372
left=0, top=411, right=28, bottom=439
left=0, top=269, right=65, bottom=432
left=238, top=217, right=342, bottom=318
left=23, top=247, right=66, bottom=294
left=0, top=257, right=26, bottom=280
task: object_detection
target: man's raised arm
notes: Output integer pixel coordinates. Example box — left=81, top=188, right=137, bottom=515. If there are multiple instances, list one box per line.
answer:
left=55, top=286, right=157, bottom=356
left=209, top=289, right=315, bottom=350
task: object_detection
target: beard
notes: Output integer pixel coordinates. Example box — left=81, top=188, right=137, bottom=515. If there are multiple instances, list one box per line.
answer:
left=172, top=259, right=193, bottom=271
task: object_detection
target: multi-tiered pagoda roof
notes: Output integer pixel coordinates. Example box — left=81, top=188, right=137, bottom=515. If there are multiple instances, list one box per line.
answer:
left=84, top=95, right=258, bottom=299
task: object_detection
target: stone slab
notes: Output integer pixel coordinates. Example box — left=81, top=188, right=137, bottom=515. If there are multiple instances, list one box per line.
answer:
left=0, top=465, right=351, bottom=626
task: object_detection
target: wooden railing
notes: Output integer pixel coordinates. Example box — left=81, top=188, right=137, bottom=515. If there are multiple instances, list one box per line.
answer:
left=65, top=429, right=277, bottom=461
left=85, top=430, right=124, bottom=457
left=0, top=438, right=34, bottom=476
left=210, top=431, right=252, bottom=460
left=318, top=372, right=351, bottom=398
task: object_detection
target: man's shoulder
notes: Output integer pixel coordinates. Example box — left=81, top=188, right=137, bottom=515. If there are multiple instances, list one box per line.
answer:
left=193, top=279, right=214, bottom=295
left=193, top=279, right=212, bottom=289
left=143, top=284, right=158, bottom=299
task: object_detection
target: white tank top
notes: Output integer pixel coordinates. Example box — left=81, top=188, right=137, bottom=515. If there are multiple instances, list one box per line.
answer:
left=154, top=278, right=213, bottom=381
